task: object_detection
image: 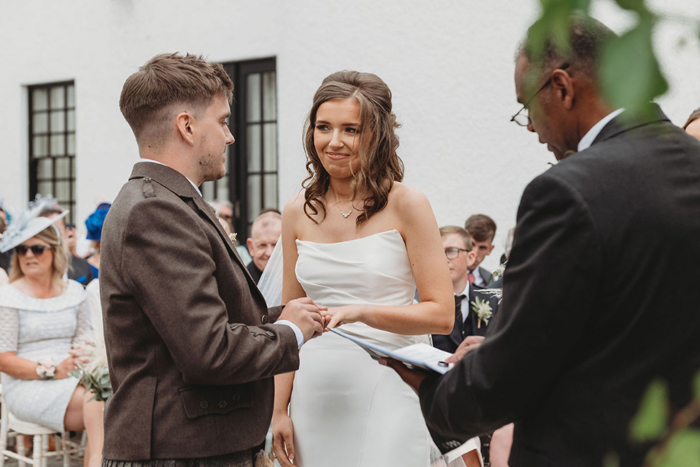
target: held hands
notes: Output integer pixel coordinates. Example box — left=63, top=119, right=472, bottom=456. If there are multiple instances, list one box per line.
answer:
left=323, top=305, right=365, bottom=329
left=279, top=297, right=327, bottom=342
left=272, top=412, right=296, bottom=467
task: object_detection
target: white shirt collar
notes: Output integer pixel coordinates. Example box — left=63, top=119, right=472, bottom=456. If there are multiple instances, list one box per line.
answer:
left=577, top=108, right=624, bottom=152
left=137, top=159, right=203, bottom=197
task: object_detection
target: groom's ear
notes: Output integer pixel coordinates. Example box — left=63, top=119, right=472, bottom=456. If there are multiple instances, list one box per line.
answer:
left=175, top=111, right=196, bottom=146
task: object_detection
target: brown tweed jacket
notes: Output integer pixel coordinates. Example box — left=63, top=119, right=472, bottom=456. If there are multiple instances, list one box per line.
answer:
left=100, top=162, right=299, bottom=460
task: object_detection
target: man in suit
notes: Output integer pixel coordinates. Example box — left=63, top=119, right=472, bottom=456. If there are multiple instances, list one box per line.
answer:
left=464, top=214, right=497, bottom=287
left=386, top=15, right=700, bottom=466
left=246, top=210, right=282, bottom=284
left=432, top=226, right=499, bottom=354
left=100, top=53, right=325, bottom=466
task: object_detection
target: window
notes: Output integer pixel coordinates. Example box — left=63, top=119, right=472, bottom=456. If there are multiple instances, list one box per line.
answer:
left=201, top=58, right=278, bottom=237
left=28, top=82, right=76, bottom=222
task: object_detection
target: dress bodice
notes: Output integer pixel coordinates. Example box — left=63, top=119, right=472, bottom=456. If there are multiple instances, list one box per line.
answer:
left=295, top=229, right=416, bottom=308
left=296, top=229, right=426, bottom=351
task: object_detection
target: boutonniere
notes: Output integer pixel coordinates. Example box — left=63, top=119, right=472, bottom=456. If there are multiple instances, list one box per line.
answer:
left=229, top=232, right=237, bottom=243
left=471, top=296, right=493, bottom=328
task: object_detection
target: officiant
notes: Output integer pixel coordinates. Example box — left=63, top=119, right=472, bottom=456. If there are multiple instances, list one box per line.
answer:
left=386, top=14, right=700, bottom=466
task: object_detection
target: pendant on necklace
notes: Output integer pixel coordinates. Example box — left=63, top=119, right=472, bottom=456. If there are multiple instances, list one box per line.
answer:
left=340, top=208, right=354, bottom=218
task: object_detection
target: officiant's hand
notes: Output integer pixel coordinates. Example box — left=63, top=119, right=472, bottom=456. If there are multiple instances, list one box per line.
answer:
left=446, top=335, right=484, bottom=364
left=379, top=358, right=431, bottom=395
left=324, top=305, right=365, bottom=329
left=279, top=297, right=327, bottom=342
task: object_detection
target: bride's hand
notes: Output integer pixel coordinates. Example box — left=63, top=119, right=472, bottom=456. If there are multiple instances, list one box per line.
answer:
left=272, top=412, right=296, bottom=466
left=324, top=305, right=365, bottom=329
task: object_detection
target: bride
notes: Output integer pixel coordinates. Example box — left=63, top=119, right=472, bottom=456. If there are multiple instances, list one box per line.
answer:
left=271, top=70, right=455, bottom=467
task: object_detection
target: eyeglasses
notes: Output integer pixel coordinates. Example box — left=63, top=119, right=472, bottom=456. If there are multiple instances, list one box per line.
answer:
left=445, top=247, right=468, bottom=260
left=15, top=245, right=53, bottom=257
left=510, top=63, right=570, bottom=127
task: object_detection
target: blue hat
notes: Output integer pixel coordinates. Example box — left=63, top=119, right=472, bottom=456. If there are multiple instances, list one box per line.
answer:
left=85, top=203, right=111, bottom=241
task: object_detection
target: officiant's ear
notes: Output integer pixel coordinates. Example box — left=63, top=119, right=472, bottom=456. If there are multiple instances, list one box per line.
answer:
left=175, top=111, right=196, bottom=146
left=551, top=69, right=575, bottom=110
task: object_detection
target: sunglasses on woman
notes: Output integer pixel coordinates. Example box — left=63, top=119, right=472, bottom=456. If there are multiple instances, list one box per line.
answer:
left=15, top=245, right=53, bottom=256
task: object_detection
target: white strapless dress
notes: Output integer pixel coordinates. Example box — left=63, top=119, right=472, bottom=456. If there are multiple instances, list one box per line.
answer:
left=291, top=229, right=432, bottom=467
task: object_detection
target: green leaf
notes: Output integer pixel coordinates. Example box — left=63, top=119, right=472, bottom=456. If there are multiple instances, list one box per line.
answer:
left=612, top=0, right=650, bottom=15
left=655, top=429, right=700, bottom=467
left=600, top=16, right=669, bottom=115
left=630, top=379, right=669, bottom=442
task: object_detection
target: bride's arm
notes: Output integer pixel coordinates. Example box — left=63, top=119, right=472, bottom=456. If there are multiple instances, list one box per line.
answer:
left=326, top=186, right=454, bottom=335
left=272, top=197, right=307, bottom=467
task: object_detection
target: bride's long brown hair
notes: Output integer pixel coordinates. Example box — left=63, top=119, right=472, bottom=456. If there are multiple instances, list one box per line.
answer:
left=302, top=71, right=404, bottom=226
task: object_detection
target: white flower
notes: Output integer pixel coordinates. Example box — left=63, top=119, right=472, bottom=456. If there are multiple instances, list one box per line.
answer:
left=229, top=232, right=237, bottom=242
left=471, top=296, right=493, bottom=329
left=492, top=261, right=507, bottom=280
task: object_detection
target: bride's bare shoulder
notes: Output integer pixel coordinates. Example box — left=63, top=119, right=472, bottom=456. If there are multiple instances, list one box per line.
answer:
left=388, top=182, right=429, bottom=209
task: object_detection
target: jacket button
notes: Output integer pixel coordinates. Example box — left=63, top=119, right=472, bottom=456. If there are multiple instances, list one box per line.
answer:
left=232, top=393, right=241, bottom=402
left=200, top=401, right=209, bottom=410
left=261, top=315, right=269, bottom=324
left=218, top=400, right=227, bottom=408
left=265, top=331, right=276, bottom=340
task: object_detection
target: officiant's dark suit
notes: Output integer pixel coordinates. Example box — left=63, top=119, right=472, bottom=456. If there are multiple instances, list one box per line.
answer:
left=100, top=53, right=322, bottom=464
left=415, top=18, right=700, bottom=467
left=432, top=286, right=499, bottom=353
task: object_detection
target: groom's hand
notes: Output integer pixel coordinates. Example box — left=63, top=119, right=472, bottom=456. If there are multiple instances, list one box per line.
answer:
left=279, top=297, right=326, bottom=342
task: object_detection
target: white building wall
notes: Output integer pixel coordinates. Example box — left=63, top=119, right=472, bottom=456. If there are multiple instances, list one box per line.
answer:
left=1, top=0, right=698, bottom=271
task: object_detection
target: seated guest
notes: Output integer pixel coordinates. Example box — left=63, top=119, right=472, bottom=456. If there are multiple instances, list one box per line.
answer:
left=84, top=203, right=111, bottom=279
left=683, top=107, right=700, bottom=140
left=464, top=214, right=497, bottom=287
left=211, top=199, right=234, bottom=233
left=0, top=207, right=104, bottom=467
left=246, top=210, right=281, bottom=284
left=40, top=207, right=94, bottom=286
left=433, top=226, right=500, bottom=354
left=0, top=212, right=10, bottom=273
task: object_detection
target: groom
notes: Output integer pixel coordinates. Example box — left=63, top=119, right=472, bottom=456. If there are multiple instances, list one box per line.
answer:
left=388, top=15, right=700, bottom=466
left=100, top=53, right=325, bottom=465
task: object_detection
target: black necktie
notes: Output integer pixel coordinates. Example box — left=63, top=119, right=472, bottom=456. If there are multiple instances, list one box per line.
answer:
left=454, top=294, right=466, bottom=324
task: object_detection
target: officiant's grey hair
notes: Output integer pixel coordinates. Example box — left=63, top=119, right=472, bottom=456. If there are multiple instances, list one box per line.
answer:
left=518, top=14, right=617, bottom=82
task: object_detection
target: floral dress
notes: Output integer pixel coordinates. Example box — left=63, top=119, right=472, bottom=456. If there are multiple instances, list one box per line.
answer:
left=0, top=280, right=92, bottom=431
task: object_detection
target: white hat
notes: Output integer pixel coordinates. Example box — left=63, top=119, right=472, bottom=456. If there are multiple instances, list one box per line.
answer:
left=0, top=196, right=68, bottom=253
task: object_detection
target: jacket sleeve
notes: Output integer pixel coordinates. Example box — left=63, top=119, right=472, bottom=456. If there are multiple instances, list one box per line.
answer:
left=419, top=172, right=602, bottom=450
left=121, top=197, right=299, bottom=386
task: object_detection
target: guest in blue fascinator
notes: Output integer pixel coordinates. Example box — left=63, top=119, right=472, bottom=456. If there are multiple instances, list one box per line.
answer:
left=85, top=203, right=110, bottom=279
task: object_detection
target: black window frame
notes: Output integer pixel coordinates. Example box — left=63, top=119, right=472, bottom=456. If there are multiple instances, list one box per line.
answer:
left=202, top=58, right=278, bottom=237
left=28, top=81, right=76, bottom=223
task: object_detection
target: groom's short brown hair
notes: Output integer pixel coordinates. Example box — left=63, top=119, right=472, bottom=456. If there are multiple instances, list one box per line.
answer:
left=119, top=53, right=233, bottom=146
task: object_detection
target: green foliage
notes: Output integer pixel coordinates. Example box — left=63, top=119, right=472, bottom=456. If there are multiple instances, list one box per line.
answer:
left=631, top=379, right=669, bottom=442
left=599, top=15, right=669, bottom=115
left=653, top=429, right=700, bottom=467
left=612, top=0, right=651, bottom=15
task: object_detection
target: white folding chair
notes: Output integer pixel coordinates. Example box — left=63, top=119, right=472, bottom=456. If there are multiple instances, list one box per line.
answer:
left=0, top=380, right=84, bottom=467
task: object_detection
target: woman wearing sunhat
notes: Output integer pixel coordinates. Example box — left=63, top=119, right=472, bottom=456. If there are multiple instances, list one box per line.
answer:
left=0, top=202, right=104, bottom=467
